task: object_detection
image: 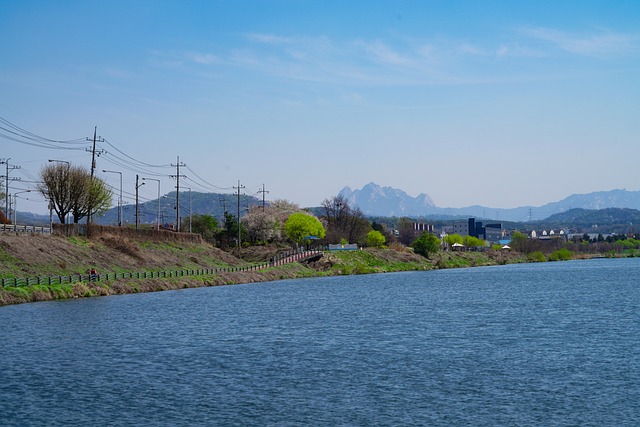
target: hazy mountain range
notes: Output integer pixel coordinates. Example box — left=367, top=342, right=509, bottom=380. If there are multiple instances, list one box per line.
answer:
left=339, top=183, right=640, bottom=222
left=13, top=183, right=640, bottom=227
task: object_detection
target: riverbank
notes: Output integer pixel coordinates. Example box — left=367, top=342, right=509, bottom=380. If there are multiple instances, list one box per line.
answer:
left=0, top=231, right=532, bottom=305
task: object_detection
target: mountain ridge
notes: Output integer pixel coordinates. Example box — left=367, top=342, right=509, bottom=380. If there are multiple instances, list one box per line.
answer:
left=339, top=183, right=640, bottom=222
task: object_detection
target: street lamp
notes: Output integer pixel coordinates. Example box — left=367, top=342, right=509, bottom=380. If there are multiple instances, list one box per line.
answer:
left=182, top=186, right=192, bottom=233
left=13, top=190, right=31, bottom=225
left=103, top=170, right=123, bottom=227
left=48, top=159, right=71, bottom=224
left=142, top=177, right=160, bottom=231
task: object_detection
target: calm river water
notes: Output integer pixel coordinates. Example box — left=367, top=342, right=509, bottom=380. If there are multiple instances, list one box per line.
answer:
left=1, top=258, right=639, bottom=426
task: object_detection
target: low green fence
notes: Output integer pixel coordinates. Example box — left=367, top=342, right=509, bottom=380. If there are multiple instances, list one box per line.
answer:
left=0, top=249, right=322, bottom=288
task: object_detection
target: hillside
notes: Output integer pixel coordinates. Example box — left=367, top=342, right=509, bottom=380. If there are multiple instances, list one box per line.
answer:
left=0, top=233, right=244, bottom=279
left=0, top=232, right=527, bottom=306
left=529, top=208, right=640, bottom=234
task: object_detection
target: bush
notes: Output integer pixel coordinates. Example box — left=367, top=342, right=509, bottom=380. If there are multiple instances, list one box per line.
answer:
left=528, top=251, right=546, bottom=262
left=548, top=248, right=573, bottom=261
left=366, top=230, right=386, bottom=248
left=412, top=232, right=441, bottom=258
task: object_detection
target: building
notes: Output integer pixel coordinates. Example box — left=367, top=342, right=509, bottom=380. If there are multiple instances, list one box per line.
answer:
left=452, top=218, right=504, bottom=243
left=413, top=222, right=435, bottom=233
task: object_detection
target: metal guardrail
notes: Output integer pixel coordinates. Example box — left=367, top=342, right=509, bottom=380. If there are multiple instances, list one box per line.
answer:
left=0, top=249, right=322, bottom=288
left=0, top=224, right=51, bottom=234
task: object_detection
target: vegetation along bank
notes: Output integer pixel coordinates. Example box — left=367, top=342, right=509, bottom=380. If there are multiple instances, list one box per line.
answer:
left=2, top=194, right=638, bottom=306
left=0, top=231, right=527, bottom=306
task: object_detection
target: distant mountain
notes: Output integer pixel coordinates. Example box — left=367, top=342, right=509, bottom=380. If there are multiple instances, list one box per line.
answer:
left=531, top=208, right=640, bottom=234
left=95, top=191, right=260, bottom=226
left=338, top=183, right=640, bottom=222
left=536, top=189, right=640, bottom=213
left=339, top=182, right=435, bottom=217
left=11, top=191, right=261, bottom=227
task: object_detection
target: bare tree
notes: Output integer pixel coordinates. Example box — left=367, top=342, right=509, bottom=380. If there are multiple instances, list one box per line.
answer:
left=396, top=217, right=417, bottom=246
left=321, top=195, right=371, bottom=244
left=38, top=163, right=73, bottom=223
left=39, top=164, right=112, bottom=224
left=0, top=181, right=9, bottom=223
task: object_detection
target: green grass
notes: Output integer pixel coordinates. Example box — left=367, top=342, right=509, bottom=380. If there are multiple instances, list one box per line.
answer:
left=528, top=251, right=547, bottom=262
left=327, top=250, right=430, bottom=275
left=68, top=236, right=91, bottom=246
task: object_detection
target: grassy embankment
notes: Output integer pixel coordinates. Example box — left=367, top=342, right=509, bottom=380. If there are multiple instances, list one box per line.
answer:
left=1, top=232, right=528, bottom=306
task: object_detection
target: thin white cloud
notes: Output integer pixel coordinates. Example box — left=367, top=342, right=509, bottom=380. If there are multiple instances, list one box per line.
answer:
left=245, top=33, right=295, bottom=45
left=495, top=43, right=545, bottom=58
left=159, top=28, right=622, bottom=88
left=520, top=26, right=639, bottom=58
left=354, top=40, right=413, bottom=67
left=185, top=52, right=219, bottom=65
left=457, top=43, right=485, bottom=56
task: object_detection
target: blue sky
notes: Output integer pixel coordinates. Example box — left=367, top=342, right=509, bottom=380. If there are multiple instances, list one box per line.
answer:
left=1, top=0, right=639, bottom=215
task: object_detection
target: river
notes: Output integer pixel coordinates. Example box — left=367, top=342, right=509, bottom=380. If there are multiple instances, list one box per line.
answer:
left=1, top=258, right=639, bottom=425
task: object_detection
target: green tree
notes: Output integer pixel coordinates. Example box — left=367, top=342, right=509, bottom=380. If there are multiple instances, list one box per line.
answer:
left=444, top=233, right=463, bottom=248
left=219, top=212, right=246, bottom=249
left=463, top=235, right=486, bottom=248
left=185, top=214, right=218, bottom=242
left=366, top=230, right=386, bottom=247
left=412, top=232, right=441, bottom=258
left=284, top=212, right=326, bottom=245
left=83, top=176, right=113, bottom=222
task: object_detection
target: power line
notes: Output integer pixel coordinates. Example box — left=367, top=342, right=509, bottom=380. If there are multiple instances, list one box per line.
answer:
left=86, top=127, right=106, bottom=224
left=1, top=116, right=243, bottom=216
left=234, top=180, right=245, bottom=249
left=184, top=165, right=233, bottom=191
left=258, top=183, right=269, bottom=212
left=0, top=116, right=86, bottom=144
left=1, top=158, right=22, bottom=217
left=102, top=138, right=171, bottom=168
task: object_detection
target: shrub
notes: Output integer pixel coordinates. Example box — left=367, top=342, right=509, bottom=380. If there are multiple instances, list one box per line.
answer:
left=412, top=233, right=441, bottom=258
left=366, top=230, right=386, bottom=248
left=548, top=248, right=573, bottom=261
left=528, top=251, right=547, bottom=262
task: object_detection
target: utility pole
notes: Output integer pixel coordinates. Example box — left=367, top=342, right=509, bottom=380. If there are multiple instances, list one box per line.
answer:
left=85, top=127, right=105, bottom=224
left=135, top=174, right=145, bottom=230
left=1, top=158, right=21, bottom=219
left=142, top=177, right=161, bottom=231
left=234, top=180, right=245, bottom=250
left=182, top=186, right=192, bottom=233
left=103, top=170, right=123, bottom=226
left=170, top=156, right=186, bottom=232
left=258, top=184, right=269, bottom=212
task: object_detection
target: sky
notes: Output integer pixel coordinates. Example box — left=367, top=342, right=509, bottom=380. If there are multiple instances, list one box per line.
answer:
left=1, top=0, right=639, bottom=215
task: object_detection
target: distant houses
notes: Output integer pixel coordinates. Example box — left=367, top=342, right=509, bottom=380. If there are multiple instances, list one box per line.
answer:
left=395, top=215, right=626, bottom=248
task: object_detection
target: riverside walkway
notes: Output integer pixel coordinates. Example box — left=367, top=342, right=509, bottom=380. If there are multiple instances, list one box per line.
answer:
left=0, top=249, right=323, bottom=288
